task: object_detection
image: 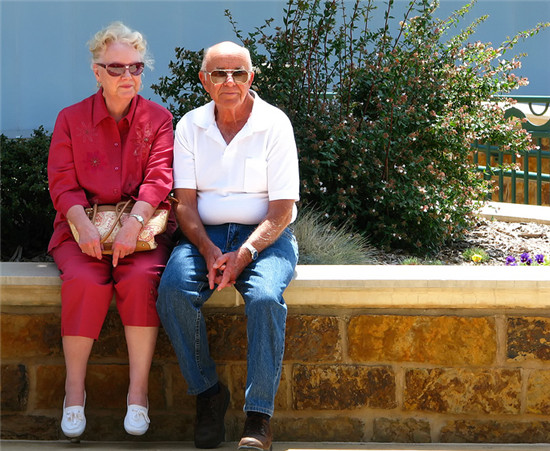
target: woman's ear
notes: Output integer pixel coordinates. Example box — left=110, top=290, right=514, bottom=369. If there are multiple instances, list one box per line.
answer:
left=92, top=64, right=101, bottom=83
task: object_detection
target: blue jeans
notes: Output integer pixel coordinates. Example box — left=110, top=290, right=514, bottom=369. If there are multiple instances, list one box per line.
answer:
left=157, top=224, right=298, bottom=416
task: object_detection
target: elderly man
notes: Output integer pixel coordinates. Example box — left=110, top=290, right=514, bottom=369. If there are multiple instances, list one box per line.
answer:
left=157, top=41, right=299, bottom=450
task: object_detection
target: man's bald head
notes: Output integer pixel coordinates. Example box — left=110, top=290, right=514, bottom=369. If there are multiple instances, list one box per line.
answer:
left=201, top=41, right=252, bottom=71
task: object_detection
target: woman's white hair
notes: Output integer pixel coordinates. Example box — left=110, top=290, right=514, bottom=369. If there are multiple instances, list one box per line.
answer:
left=88, top=21, right=153, bottom=69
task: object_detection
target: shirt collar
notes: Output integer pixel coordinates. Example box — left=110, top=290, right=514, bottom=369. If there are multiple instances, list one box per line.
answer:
left=92, top=89, right=139, bottom=127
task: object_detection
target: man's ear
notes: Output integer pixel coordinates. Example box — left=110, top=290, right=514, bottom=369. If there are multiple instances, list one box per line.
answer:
left=198, top=71, right=208, bottom=90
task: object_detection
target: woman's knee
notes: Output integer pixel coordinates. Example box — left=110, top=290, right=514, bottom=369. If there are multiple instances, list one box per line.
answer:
left=62, top=265, right=111, bottom=289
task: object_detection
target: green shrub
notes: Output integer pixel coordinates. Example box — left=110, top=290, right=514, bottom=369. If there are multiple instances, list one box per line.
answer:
left=293, top=208, right=377, bottom=264
left=1, top=127, right=54, bottom=261
left=152, top=0, right=548, bottom=256
left=152, top=47, right=210, bottom=128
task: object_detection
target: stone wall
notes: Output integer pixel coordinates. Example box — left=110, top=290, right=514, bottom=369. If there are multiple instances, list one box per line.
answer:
left=1, top=263, right=549, bottom=443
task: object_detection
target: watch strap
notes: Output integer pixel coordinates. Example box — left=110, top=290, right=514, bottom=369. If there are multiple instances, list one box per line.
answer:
left=129, top=214, right=145, bottom=227
left=242, top=242, right=258, bottom=260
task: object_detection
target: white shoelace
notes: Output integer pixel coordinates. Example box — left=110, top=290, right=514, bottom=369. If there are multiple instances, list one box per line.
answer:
left=128, top=405, right=150, bottom=424
left=64, top=408, right=84, bottom=425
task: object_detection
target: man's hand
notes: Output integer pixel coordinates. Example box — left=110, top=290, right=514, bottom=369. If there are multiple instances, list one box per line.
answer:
left=204, top=246, right=225, bottom=289
left=212, top=248, right=251, bottom=291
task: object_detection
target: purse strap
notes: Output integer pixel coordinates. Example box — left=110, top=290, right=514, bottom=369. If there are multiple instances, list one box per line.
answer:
left=93, top=199, right=134, bottom=245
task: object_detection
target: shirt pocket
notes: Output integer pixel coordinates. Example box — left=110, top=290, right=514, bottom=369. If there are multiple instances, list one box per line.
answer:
left=243, top=157, right=268, bottom=193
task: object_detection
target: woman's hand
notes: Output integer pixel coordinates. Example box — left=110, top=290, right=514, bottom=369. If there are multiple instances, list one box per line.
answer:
left=66, top=205, right=103, bottom=259
left=111, top=200, right=155, bottom=267
left=77, top=224, right=103, bottom=259
left=111, top=217, right=142, bottom=267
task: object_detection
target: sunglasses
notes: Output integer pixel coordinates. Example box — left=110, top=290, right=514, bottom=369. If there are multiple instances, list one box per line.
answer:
left=96, top=62, right=145, bottom=77
left=205, top=69, right=252, bottom=85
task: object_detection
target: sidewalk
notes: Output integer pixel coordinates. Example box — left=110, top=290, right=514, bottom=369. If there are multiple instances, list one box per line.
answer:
left=1, top=441, right=549, bottom=451
left=479, top=201, right=550, bottom=225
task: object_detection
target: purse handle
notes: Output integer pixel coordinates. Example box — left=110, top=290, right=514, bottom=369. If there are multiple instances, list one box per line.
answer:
left=90, top=199, right=133, bottom=245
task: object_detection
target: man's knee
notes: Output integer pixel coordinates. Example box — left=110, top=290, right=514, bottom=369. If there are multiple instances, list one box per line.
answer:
left=157, top=262, right=209, bottom=315
left=245, top=291, right=286, bottom=315
left=158, top=259, right=186, bottom=296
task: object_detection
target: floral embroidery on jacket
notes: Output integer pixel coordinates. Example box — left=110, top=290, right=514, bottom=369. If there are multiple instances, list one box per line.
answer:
left=88, top=152, right=101, bottom=168
left=76, top=121, right=98, bottom=143
left=133, top=122, right=153, bottom=157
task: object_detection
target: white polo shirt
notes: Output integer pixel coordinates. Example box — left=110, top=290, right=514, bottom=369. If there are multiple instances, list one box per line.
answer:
left=173, top=92, right=300, bottom=225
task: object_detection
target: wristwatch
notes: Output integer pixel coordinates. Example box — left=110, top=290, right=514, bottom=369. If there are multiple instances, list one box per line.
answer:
left=242, top=242, right=258, bottom=261
left=129, top=214, right=145, bottom=227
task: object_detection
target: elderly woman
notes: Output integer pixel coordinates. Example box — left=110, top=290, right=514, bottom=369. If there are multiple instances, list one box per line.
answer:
left=48, top=22, right=175, bottom=439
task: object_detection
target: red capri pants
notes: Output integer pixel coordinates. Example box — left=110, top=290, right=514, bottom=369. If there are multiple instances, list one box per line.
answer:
left=51, top=233, right=173, bottom=339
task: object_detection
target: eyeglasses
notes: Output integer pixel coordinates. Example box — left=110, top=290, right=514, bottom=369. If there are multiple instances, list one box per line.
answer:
left=96, top=62, right=145, bottom=77
left=204, top=69, right=252, bottom=85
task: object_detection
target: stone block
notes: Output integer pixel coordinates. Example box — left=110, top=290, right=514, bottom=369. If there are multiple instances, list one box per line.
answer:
left=147, top=364, right=167, bottom=410
left=277, top=365, right=291, bottom=411
left=85, top=365, right=129, bottom=410
left=272, top=416, right=365, bottom=441
left=508, top=316, right=550, bottom=361
left=73, top=411, right=189, bottom=441
left=404, top=368, right=521, bottom=414
left=89, top=311, right=128, bottom=359
left=526, top=369, right=550, bottom=415
left=170, top=363, right=232, bottom=410
left=206, top=313, right=247, bottom=361
left=372, top=417, right=431, bottom=443
left=35, top=363, right=165, bottom=410
left=78, top=411, right=192, bottom=441
left=1, top=313, right=61, bottom=358
left=292, top=364, right=396, bottom=410
left=154, top=326, right=178, bottom=360
left=1, top=364, right=28, bottom=411
left=169, top=363, right=196, bottom=412
left=227, top=363, right=246, bottom=411
left=348, top=315, right=496, bottom=365
left=227, top=414, right=365, bottom=442
left=228, top=363, right=289, bottom=411
left=35, top=364, right=65, bottom=409
left=0, top=414, right=59, bottom=440
left=144, top=412, right=194, bottom=441
left=440, top=420, right=550, bottom=443
left=284, top=315, right=342, bottom=362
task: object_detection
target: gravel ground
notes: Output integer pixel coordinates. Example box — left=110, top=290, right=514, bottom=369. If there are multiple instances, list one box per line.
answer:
left=375, top=218, right=550, bottom=265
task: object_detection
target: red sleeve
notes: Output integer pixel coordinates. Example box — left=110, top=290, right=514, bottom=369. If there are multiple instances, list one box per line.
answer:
left=136, top=110, right=174, bottom=207
left=48, top=109, right=90, bottom=216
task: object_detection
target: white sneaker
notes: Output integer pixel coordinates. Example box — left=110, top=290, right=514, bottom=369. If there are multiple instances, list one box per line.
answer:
left=124, top=396, right=150, bottom=435
left=61, top=393, right=86, bottom=438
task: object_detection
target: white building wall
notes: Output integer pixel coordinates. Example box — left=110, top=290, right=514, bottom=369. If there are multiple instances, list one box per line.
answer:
left=1, top=0, right=549, bottom=137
